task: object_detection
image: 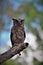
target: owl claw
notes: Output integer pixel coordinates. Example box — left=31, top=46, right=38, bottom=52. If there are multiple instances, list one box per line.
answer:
left=19, top=53, right=21, bottom=56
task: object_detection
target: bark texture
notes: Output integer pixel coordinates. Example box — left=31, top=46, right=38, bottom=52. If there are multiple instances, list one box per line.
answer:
left=0, top=43, right=28, bottom=64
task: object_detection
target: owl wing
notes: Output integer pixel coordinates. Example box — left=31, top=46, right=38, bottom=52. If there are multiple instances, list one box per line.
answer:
left=10, top=32, right=14, bottom=46
left=10, top=28, right=17, bottom=46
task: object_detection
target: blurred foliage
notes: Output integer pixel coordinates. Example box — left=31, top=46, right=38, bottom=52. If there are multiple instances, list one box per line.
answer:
left=1, top=59, right=14, bottom=65
left=0, top=0, right=43, bottom=65
left=33, top=58, right=43, bottom=65
left=1, top=59, right=22, bottom=65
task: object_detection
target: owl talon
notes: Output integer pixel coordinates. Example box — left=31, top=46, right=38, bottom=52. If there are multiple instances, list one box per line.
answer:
left=19, top=53, right=21, bottom=56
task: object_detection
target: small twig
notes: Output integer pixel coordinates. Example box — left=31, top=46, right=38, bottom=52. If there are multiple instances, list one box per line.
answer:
left=0, top=43, right=28, bottom=64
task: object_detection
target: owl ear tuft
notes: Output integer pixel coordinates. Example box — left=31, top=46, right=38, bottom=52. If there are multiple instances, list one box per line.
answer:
left=21, top=19, right=24, bottom=21
left=12, top=18, right=18, bottom=22
left=21, top=19, right=24, bottom=23
left=12, top=18, right=18, bottom=25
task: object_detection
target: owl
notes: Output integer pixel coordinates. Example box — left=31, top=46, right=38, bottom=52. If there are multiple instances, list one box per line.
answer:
left=10, top=18, right=26, bottom=55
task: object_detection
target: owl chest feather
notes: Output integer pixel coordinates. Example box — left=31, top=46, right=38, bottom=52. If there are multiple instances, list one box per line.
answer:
left=11, top=26, right=25, bottom=44
left=16, top=28, right=24, bottom=40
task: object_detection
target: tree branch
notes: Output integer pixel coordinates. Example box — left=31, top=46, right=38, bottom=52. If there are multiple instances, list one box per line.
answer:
left=0, top=43, right=28, bottom=64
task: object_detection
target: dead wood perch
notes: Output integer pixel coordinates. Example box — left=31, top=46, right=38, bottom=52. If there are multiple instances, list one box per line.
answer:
left=0, top=43, right=28, bottom=64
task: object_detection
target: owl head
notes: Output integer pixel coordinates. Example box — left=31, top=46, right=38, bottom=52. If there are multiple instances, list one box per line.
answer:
left=12, top=18, right=24, bottom=28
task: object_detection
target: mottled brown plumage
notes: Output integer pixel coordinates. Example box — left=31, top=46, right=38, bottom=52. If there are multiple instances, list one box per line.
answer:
left=10, top=19, right=25, bottom=55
